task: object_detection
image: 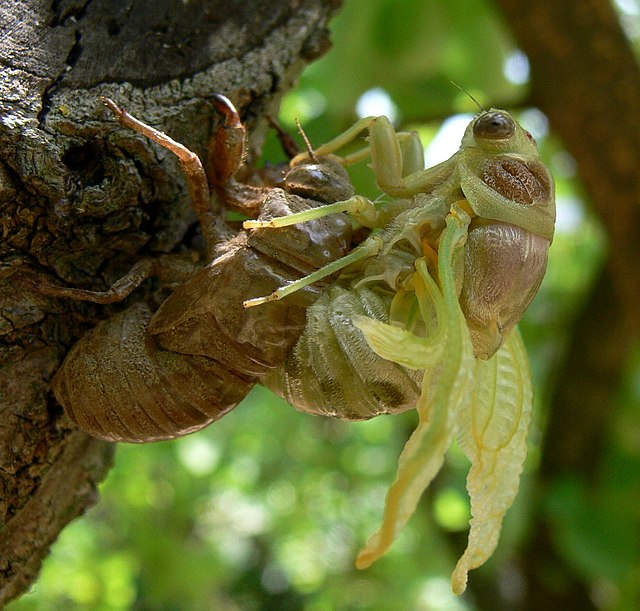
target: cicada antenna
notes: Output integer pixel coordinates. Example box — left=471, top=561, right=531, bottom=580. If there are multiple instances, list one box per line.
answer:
left=450, top=81, right=486, bottom=113
left=295, top=117, right=319, bottom=163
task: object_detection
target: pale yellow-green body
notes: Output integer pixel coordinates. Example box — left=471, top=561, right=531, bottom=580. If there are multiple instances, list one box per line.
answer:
left=244, top=109, right=555, bottom=593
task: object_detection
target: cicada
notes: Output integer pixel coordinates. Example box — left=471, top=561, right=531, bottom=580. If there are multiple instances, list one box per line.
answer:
left=39, top=95, right=354, bottom=442
left=243, top=109, right=555, bottom=593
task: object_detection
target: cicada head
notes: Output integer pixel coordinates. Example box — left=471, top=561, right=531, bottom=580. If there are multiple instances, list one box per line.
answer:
left=285, top=155, right=355, bottom=203
left=462, top=109, right=539, bottom=157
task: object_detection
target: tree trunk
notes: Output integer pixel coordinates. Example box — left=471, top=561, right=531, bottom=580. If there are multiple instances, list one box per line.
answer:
left=0, top=0, right=343, bottom=603
left=490, top=1, right=640, bottom=608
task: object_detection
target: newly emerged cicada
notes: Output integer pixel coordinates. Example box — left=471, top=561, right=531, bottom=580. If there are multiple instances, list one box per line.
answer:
left=40, top=95, right=354, bottom=442
left=243, top=108, right=555, bottom=593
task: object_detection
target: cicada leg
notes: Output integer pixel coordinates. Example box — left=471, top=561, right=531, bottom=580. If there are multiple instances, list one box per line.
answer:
left=33, top=259, right=156, bottom=304
left=293, top=112, right=459, bottom=202
left=365, top=117, right=460, bottom=198
left=32, top=254, right=202, bottom=304
left=289, top=116, right=425, bottom=193
left=253, top=116, right=429, bottom=231
left=292, top=116, right=378, bottom=163
left=101, top=98, right=219, bottom=249
left=243, top=194, right=378, bottom=229
left=243, top=236, right=383, bottom=308
left=102, top=95, right=278, bottom=252
left=207, top=94, right=248, bottom=185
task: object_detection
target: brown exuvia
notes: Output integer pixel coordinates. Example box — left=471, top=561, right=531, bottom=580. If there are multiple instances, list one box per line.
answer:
left=42, top=95, right=354, bottom=442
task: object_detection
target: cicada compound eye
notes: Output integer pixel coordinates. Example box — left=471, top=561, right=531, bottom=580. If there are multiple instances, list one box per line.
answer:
left=473, top=111, right=516, bottom=140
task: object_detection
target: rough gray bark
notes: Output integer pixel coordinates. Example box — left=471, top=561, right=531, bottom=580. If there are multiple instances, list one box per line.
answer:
left=0, top=0, right=343, bottom=603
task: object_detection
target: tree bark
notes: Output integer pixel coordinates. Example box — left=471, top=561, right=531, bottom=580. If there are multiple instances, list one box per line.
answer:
left=0, top=0, right=343, bottom=603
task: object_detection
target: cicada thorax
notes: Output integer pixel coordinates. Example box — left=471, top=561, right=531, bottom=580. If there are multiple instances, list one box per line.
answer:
left=457, top=151, right=555, bottom=359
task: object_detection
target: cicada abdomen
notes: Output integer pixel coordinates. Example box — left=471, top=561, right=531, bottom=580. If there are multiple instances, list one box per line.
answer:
left=266, top=284, right=423, bottom=419
left=54, top=302, right=253, bottom=441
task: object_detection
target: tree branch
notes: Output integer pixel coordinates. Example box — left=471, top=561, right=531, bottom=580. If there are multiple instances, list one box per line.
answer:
left=493, top=1, right=640, bottom=607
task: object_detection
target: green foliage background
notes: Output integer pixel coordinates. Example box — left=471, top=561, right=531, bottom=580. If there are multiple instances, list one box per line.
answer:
left=10, top=0, right=640, bottom=609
